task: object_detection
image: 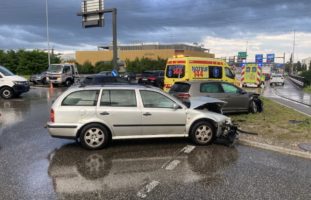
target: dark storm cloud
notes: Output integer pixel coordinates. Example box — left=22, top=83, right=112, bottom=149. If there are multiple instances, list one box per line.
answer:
left=0, top=0, right=310, bottom=50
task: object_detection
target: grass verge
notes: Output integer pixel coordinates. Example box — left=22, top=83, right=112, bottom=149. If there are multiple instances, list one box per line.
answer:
left=304, top=86, right=311, bottom=94
left=230, top=97, right=311, bottom=150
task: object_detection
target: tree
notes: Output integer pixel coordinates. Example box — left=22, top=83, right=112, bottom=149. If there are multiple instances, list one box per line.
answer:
left=94, top=61, right=113, bottom=73
left=0, top=49, right=61, bottom=74
left=125, top=57, right=167, bottom=72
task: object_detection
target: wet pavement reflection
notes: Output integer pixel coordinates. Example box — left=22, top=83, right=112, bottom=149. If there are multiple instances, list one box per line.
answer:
left=47, top=142, right=238, bottom=199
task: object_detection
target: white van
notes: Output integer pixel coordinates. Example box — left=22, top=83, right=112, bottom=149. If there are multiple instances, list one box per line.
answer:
left=0, top=66, right=30, bottom=99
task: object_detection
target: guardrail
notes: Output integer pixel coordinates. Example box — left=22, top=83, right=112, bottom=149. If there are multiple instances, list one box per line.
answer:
left=288, top=75, right=308, bottom=87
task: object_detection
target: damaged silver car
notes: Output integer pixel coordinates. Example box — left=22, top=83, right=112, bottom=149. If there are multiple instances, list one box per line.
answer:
left=47, top=85, right=237, bottom=150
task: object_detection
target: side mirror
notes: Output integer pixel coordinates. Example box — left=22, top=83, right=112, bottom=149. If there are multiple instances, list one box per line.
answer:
left=172, top=103, right=180, bottom=110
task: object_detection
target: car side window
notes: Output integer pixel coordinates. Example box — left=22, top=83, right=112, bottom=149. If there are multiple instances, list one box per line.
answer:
left=140, top=90, right=175, bottom=108
left=100, top=90, right=137, bottom=107
left=200, top=83, right=222, bottom=93
left=246, top=67, right=250, bottom=72
left=225, top=68, right=235, bottom=79
left=221, top=83, right=239, bottom=93
left=62, top=90, right=99, bottom=106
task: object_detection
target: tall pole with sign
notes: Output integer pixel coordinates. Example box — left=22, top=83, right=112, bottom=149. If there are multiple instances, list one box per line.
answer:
left=78, top=0, right=118, bottom=71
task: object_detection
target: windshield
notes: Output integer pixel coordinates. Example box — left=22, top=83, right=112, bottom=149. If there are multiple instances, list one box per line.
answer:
left=0, top=66, right=15, bottom=76
left=48, top=65, right=63, bottom=73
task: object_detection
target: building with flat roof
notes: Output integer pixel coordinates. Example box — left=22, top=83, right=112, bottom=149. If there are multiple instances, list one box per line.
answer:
left=301, top=57, right=311, bottom=71
left=76, top=43, right=215, bottom=65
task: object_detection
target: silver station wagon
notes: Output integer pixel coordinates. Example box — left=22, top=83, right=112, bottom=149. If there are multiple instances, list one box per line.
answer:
left=47, top=85, right=237, bottom=150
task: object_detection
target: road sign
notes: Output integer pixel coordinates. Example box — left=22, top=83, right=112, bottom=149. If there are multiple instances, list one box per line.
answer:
left=111, top=69, right=118, bottom=77
left=267, top=54, right=275, bottom=63
left=81, top=0, right=104, bottom=28
left=255, top=54, right=263, bottom=63
left=238, top=52, right=247, bottom=59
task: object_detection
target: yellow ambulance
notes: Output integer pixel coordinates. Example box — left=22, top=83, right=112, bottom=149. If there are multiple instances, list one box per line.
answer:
left=163, top=56, right=239, bottom=92
left=241, top=63, right=265, bottom=87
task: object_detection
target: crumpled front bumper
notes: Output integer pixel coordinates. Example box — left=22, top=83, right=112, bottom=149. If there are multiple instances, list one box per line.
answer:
left=217, top=123, right=238, bottom=144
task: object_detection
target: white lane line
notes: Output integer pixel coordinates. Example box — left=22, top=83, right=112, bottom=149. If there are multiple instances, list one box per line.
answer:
left=161, top=145, right=196, bottom=169
left=137, top=180, right=160, bottom=199
left=183, top=145, right=196, bottom=154
left=165, top=160, right=181, bottom=170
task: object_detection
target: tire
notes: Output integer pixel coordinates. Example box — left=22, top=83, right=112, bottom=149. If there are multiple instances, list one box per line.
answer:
left=65, top=79, right=73, bottom=87
left=0, top=87, right=14, bottom=99
left=42, top=77, right=47, bottom=85
left=80, top=124, right=109, bottom=150
left=190, top=121, right=215, bottom=145
left=249, top=100, right=258, bottom=113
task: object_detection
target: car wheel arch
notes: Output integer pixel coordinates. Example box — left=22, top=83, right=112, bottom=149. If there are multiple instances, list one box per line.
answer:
left=76, top=122, right=112, bottom=142
left=188, top=118, right=217, bottom=136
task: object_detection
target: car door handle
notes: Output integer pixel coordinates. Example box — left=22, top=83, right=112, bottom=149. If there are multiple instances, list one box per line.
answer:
left=143, top=112, right=152, bottom=116
left=100, top=111, right=110, bottom=115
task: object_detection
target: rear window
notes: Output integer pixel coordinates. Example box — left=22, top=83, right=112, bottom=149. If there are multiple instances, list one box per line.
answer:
left=272, top=74, right=283, bottom=78
left=166, top=65, right=185, bottom=78
left=252, top=67, right=257, bottom=72
left=169, top=82, right=190, bottom=93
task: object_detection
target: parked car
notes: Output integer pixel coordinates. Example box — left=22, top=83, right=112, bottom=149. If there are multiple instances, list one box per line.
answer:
left=47, top=84, right=237, bottom=150
left=270, top=74, right=285, bottom=86
left=29, top=71, right=48, bottom=85
left=80, top=74, right=130, bottom=86
left=122, top=72, right=136, bottom=82
left=98, top=71, right=113, bottom=76
left=46, top=63, right=79, bottom=87
left=138, top=70, right=164, bottom=88
left=0, top=65, right=30, bottom=99
left=169, top=81, right=262, bottom=114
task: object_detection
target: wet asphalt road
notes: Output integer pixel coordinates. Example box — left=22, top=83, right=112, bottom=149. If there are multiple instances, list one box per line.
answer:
left=0, top=87, right=310, bottom=200
left=262, top=78, right=311, bottom=116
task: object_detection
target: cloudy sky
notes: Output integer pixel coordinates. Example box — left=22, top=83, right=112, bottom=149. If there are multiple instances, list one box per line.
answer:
left=0, top=0, right=311, bottom=62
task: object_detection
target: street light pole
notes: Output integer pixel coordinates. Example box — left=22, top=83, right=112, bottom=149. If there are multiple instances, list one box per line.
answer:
left=46, top=0, right=51, bottom=67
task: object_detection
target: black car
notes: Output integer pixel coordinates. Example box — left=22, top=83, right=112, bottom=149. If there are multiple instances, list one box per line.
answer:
left=29, top=71, right=48, bottom=85
left=137, top=70, right=164, bottom=88
left=80, top=74, right=130, bottom=86
left=122, top=72, right=136, bottom=82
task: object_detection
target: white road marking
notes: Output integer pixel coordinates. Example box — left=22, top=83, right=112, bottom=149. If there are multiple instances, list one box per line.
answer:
left=182, top=145, right=196, bottom=154
left=137, top=180, right=160, bottom=199
left=165, top=160, right=181, bottom=170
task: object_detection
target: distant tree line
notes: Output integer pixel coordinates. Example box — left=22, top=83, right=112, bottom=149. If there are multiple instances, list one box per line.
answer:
left=0, top=50, right=60, bottom=75
left=77, top=57, right=167, bottom=74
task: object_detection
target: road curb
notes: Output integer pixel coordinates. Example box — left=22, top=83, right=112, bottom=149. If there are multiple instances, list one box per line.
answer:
left=238, top=138, right=311, bottom=160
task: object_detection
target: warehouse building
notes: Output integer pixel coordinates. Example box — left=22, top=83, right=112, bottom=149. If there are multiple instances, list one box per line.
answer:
left=76, top=43, right=215, bottom=65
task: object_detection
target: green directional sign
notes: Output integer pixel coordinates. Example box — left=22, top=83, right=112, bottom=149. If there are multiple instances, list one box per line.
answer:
left=238, top=52, right=247, bottom=59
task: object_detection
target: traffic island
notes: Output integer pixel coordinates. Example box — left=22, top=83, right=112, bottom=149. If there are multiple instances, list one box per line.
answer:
left=230, top=97, right=311, bottom=159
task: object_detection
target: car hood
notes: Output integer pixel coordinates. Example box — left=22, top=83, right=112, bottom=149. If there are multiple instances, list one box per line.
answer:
left=188, top=96, right=226, bottom=109
left=5, top=75, right=27, bottom=82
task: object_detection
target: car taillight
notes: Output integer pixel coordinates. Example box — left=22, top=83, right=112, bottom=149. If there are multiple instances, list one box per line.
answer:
left=148, top=76, right=156, bottom=81
left=50, top=109, right=55, bottom=123
left=177, top=93, right=191, bottom=100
